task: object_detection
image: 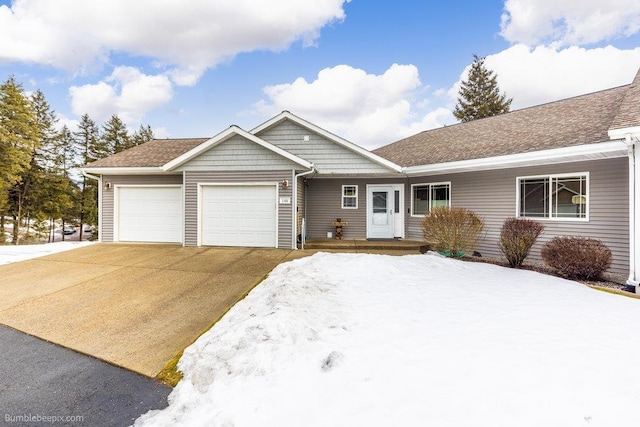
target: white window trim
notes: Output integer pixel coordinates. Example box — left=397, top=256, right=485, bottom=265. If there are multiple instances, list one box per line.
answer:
left=342, top=185, right=358, bottom=209
left=515, top=172, right=590, bottom=222
left=410, top=182, right=451, bottom=217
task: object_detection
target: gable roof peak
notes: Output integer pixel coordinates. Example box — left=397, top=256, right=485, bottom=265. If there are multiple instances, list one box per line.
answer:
left=251, top=110, right=402, bottom=173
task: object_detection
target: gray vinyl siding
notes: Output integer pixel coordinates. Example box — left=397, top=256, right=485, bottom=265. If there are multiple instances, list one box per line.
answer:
left=178, top=135, right=302, bottom=171
left=100, top=174, right=183, bottom=243
left=405, top=157, right=629, bottom=274
left=257, top=120, right=394, bottom=174
left=306, top=177, right=408, bottom=240
left=184, top=170, right=295, bottom=249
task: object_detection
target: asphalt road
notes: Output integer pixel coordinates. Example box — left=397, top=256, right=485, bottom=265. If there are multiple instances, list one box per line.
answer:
left=0, top=325, right=171, bottom=427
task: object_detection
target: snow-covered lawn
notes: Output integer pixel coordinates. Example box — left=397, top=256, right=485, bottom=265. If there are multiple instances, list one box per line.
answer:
left=136, top=252, right=640, bottom=427
left=0, top=240, right=95, bottom=265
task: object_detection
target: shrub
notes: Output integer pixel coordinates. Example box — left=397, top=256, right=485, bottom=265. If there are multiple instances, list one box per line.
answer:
left=421, top=207, right=484, bottom=257
left=499, top=218, right=544, bottom=267
left=541, top=236, right=612, bottom=280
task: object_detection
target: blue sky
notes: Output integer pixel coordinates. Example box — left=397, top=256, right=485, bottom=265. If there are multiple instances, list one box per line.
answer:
left=1, top=0, right=639, bottom=149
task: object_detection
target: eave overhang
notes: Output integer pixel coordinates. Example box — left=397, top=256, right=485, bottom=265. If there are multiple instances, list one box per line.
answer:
left=403, top=141, right=629, bottom=176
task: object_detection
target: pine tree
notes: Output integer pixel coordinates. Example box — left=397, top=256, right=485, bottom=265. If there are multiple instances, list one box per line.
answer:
left=74, top=114, right=101, bottom=239
left=12, top=89, right=57, bottom=243
left=0, top=77, right=39, bottom=243
left=46, top=126, right=77, bottom=241
left=131, top=124, right=154, bottom=147
left=101, top=114, right=130, bottom=154
left=453, top=55, right=512, bottom=122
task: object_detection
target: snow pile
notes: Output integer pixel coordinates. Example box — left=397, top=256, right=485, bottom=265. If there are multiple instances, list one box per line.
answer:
left=136, top=252, right=640, bottom=427
left=0, top=241, right=95, bottom=265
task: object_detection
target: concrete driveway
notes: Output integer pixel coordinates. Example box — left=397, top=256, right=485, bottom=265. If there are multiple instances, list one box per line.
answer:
left=0, top=244, right=295, bottom=377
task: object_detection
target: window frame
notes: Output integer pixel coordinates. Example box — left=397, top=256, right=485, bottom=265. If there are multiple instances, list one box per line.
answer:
left=410, top=182, right=451, bottom=217
left=516, top=172, right=589, bottom=222
left=341, top=185, right=358, bottom=209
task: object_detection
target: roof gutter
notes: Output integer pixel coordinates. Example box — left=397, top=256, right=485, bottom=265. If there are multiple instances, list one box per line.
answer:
left=82, top=170, right=100, bottom=181
left=403, top=141, right=629, bottom=176
left=81, top=167, right=167, bottom=175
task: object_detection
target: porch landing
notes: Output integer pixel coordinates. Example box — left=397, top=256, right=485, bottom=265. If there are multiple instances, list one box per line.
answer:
left=300, top=238, right=425, bottom=253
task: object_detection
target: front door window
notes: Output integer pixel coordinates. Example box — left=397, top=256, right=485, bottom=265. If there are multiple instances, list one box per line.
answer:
left=372, top=191, right=389, bottom=225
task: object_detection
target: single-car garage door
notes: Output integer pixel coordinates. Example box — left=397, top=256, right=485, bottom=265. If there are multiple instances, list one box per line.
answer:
left=201, top=185, right=277, bottom=248
left=117, top=186, right=182, bottom=243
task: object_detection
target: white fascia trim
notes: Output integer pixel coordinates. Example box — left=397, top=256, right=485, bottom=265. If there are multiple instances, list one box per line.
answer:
left=163, top=125, right=313, bottom=171
left=609, top=126, right=640, bottom=140
left=81, top=167, right=165, bottom=175
left=251, top=111, right=403, bottom=173
left=404, top=141, right=629, bottom=176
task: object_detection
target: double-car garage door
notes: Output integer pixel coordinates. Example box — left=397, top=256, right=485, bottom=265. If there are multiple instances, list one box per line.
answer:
left=116, top=185, right=277, bottom=247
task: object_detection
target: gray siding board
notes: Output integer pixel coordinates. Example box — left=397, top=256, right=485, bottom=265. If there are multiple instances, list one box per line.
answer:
left=405, top=158, right=629, bottom=274
left=100, top=174, right=183, bottom=243
left=184, top=170, right=295, bottom=249
left=178, top=135, right=301, bottom=171
left=307, top=178, right=408, bottom=240
left=258, top=121, right=394, bottom=174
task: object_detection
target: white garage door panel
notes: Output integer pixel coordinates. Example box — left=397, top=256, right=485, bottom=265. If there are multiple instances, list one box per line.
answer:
left=202, top=185, right=277, bottom=247
left=118, top=187, right=182, bottom=243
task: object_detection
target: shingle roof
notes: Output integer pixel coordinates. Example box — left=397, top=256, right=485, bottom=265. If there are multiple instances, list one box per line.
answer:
left=374, top=74, right=638, bottom=168
left=85, top=138, right=209, bottom=168
left=610, top=69, right=640, bottom=131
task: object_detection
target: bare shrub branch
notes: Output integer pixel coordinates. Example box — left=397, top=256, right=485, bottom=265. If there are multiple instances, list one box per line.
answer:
left=421, top=207, right=484, bottom=256
left=541, top=236, right=612, bottom=280
left=499, top=218, right=544, bottom=268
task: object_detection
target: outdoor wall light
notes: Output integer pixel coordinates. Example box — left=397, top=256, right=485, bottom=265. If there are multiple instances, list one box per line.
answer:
left=281, top=179, right=289, bottom=189
left=104, top=182, right=112, bottom=189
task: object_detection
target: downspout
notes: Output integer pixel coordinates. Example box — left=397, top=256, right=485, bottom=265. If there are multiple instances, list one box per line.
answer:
left=625, top=135, right=639, bottom=292
left=82, top=171, right=102, bottom=243
left=293, top=167, right=316, bottom=249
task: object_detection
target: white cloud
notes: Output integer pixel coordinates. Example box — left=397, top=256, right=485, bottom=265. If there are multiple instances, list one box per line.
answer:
left=69, top=66, right=172, bottom=126
left=500, top=0, right=640, bottom=46
left=256, top=64, right=431, bottom=148
left=446, top=44, right=640, bottom=110
left=0, top=0, right=347, bottom=84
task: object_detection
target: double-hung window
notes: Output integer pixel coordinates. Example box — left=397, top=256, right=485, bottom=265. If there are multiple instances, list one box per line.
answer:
left=342, top=185, right=358, bottom=209
left=411, top=182, right=451, bottom=216
left=517, top=173, right=588, bottom=220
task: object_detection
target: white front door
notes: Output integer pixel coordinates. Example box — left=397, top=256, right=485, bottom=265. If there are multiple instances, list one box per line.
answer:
left=367, top=185, right=395, bottom=239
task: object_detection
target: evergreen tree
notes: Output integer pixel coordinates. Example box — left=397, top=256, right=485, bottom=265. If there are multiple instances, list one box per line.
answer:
left=101, top=114, right=130, bottom=154
left=0, top=77, right=39, bottom=243
left=30, top=90, right=59, bottom=170
left=47, top=126, right=78, bottom=241
left=74, top=114, right=101, bottom=238
left=131, top=124, right=154, bottom=147
left=11, top=90, right=58, bottom=243
left=453, top=55, right=512, bottom=123
left=75, top=113, right=103, bottom=163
